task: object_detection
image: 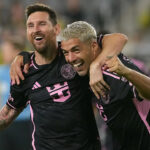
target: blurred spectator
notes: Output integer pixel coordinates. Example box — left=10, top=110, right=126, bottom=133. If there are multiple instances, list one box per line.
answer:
left=62, top=0, right=85, bottom=24
left=0, top=37, right=31, bottom=150
left=10, top=0, right=25, bottom=27
left=139, top=6, right=150, bottom=30
left=131, top=57, right=150, bottom=75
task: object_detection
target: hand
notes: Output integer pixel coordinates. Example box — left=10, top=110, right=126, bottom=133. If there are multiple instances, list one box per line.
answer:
left=89, top=62, right=110, bottom=99
left=105, top=55, right=129, bottom=75
left=10, top=55, right=30, bottom=85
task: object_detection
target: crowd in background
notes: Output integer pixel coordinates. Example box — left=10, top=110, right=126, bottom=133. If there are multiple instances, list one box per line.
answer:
left=0, top=0, right=150, bottom=63
left=0, top=0, right=149, bottom=150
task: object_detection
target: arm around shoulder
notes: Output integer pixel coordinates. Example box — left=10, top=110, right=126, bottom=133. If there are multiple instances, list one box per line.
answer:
left=102, top=33, right=128, bottom=56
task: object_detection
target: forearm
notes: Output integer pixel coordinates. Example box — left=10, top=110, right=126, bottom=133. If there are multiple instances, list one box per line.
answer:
left=123, top=68, right=150, bottom=100
left=0, top=105, right=21, bottom=131
left=95, top=33, right=128, bottom=66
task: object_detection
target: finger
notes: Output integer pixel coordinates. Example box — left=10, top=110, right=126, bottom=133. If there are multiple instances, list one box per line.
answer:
left=13, top=69, right=21, bottom=85
left=16, top=67, right=24, bottom=80
left=105, top=61, right=115, bottom=68
left=24, top=64, right=30, bottom=73
left=10, top=69, right=16, bottom=85
left=108, top=66, right=117, bottom=72
left=92, top=84, right=106, bottom=98
left=96, top=82, right=107, bottom=92
left=91, top=86, right=100, bottom=99
left=103, top=64, right=109, bottom=71
left=15, top=75, right=20, bottom=85
left=100, top=80, right=110, bottom=91
left=11, top=78, right=15, bottom=85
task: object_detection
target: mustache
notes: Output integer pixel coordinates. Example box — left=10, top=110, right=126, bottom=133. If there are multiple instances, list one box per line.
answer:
left=32, top=31, right=44, bottom=38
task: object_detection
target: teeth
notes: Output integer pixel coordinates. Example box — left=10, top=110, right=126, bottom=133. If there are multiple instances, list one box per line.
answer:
left=73, top=63, right=82, bottom=67
left=35, top=37, right=43, bottom=40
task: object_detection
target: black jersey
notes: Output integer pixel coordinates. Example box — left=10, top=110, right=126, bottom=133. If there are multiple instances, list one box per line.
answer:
left=7, top=50, right=101, bottom=150
left=95, top=53, right=150, bottom=150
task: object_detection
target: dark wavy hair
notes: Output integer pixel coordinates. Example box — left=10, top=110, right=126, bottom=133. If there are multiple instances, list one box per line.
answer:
left=25, top=3, right=57, bottom=25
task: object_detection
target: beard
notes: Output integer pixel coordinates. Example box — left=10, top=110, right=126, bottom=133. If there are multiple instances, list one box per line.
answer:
left=32, top=39, right=57, bottom=56
left=33, top=42, right=47, bottom=54
left=29, top=29, right=57, bottom=56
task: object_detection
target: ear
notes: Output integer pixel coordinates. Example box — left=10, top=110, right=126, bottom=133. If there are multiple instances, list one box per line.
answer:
left=54, top=24, right=61, bottom=36
left=91, top=41, right=99, bottom=57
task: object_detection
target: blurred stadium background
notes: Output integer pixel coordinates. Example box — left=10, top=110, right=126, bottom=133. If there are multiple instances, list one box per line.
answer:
left=0, top=0, right=149, bottom=150
left=0, top=0, right=149, bottom=65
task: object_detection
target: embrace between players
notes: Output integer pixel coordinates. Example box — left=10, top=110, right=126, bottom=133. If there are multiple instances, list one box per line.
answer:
left=0, top=3, right=150, bottom=150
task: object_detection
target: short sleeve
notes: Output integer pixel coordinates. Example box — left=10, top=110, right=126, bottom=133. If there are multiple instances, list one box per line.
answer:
left=7, top=83, right=28, bottom=109
left=118, top=53, right=144, bottom=101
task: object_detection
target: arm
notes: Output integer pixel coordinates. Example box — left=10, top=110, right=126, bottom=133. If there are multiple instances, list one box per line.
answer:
left=0, top=105, right=23, bottom=131
left=95, top=33, right=128, bottom=66
left=105, top=55, right=150, bottom=100
left=89, top=33, right=128, bottom=99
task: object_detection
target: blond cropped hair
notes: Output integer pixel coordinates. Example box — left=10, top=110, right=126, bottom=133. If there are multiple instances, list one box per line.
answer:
left=60, top=21, right=97, bottom=43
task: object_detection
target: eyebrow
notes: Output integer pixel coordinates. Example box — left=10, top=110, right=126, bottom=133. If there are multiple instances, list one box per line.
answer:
left=71, top=46, right=79, bottom=50
left=62, top=45, right=79, bottom=51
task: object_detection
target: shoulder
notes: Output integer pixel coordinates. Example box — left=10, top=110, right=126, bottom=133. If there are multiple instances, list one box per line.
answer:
left=119, top=53, right=143, bottom=73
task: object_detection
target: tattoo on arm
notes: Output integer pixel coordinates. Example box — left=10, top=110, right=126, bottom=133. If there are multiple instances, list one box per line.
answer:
left=0, top=105, right=23, bottom=131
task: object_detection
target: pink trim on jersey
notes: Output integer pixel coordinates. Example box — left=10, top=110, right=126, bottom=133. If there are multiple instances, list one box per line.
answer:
left=30, top=60, right=38, bottom=69
left=29, top=54, right=38, bottom=69
left=29, top=101, right=36, bottom=150
left=129, top=82, right=133, bottom=86
left=133, top=98, right=150, bottom=134
left=7, top=101, right=16, bottom=110
left=26, top=100, right=30, bottom=107
left=132, top=86, right=137, bottom=98
left=103, top=71, right=120, bottom=80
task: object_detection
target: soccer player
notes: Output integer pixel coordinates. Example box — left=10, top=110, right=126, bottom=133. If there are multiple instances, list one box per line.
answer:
left=0, top=3, right=127, bottom=150
left=59, top=21, right=150, bottom=150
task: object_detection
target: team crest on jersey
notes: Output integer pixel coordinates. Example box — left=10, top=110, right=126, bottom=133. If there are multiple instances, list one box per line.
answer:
left=61, top=64, right=76, bottom=79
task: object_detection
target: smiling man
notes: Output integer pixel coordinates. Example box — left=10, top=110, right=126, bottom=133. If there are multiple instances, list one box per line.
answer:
left=60, top=21, right=150, bottom=150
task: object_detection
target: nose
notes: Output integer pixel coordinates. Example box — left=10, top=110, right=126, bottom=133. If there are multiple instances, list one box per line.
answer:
left=67, top=52, right=77, bottom=64
left=33, top=24, right=41, bottom=33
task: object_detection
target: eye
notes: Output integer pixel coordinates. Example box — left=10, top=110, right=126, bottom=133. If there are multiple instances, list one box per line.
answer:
left=27, top=23, right=34, bottom=28
left=62, top=50, right=68, bottom=56
left=40, top=22, right=46, bottom=26
left=73, top=48, right=80, bottom=53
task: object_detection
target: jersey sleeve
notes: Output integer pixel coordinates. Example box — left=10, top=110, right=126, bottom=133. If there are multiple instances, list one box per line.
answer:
left=101, top=53, right=144, bottom=103
left=118, top=53, right=144, bottom=74
left=6, top=82, right=28, bottom=109
left=118, top=53, right=144, bottom=100
left=18, top=51, right=33, bottom=65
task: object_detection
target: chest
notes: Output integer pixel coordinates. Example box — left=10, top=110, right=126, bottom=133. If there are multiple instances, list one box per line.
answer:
left=27, top=80, right=72, bottom=104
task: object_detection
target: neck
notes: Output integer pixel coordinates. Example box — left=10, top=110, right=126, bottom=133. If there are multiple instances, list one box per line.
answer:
left=35, top=46, right=58, bottom=65
left=93, top=46, right=101, bottom=60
